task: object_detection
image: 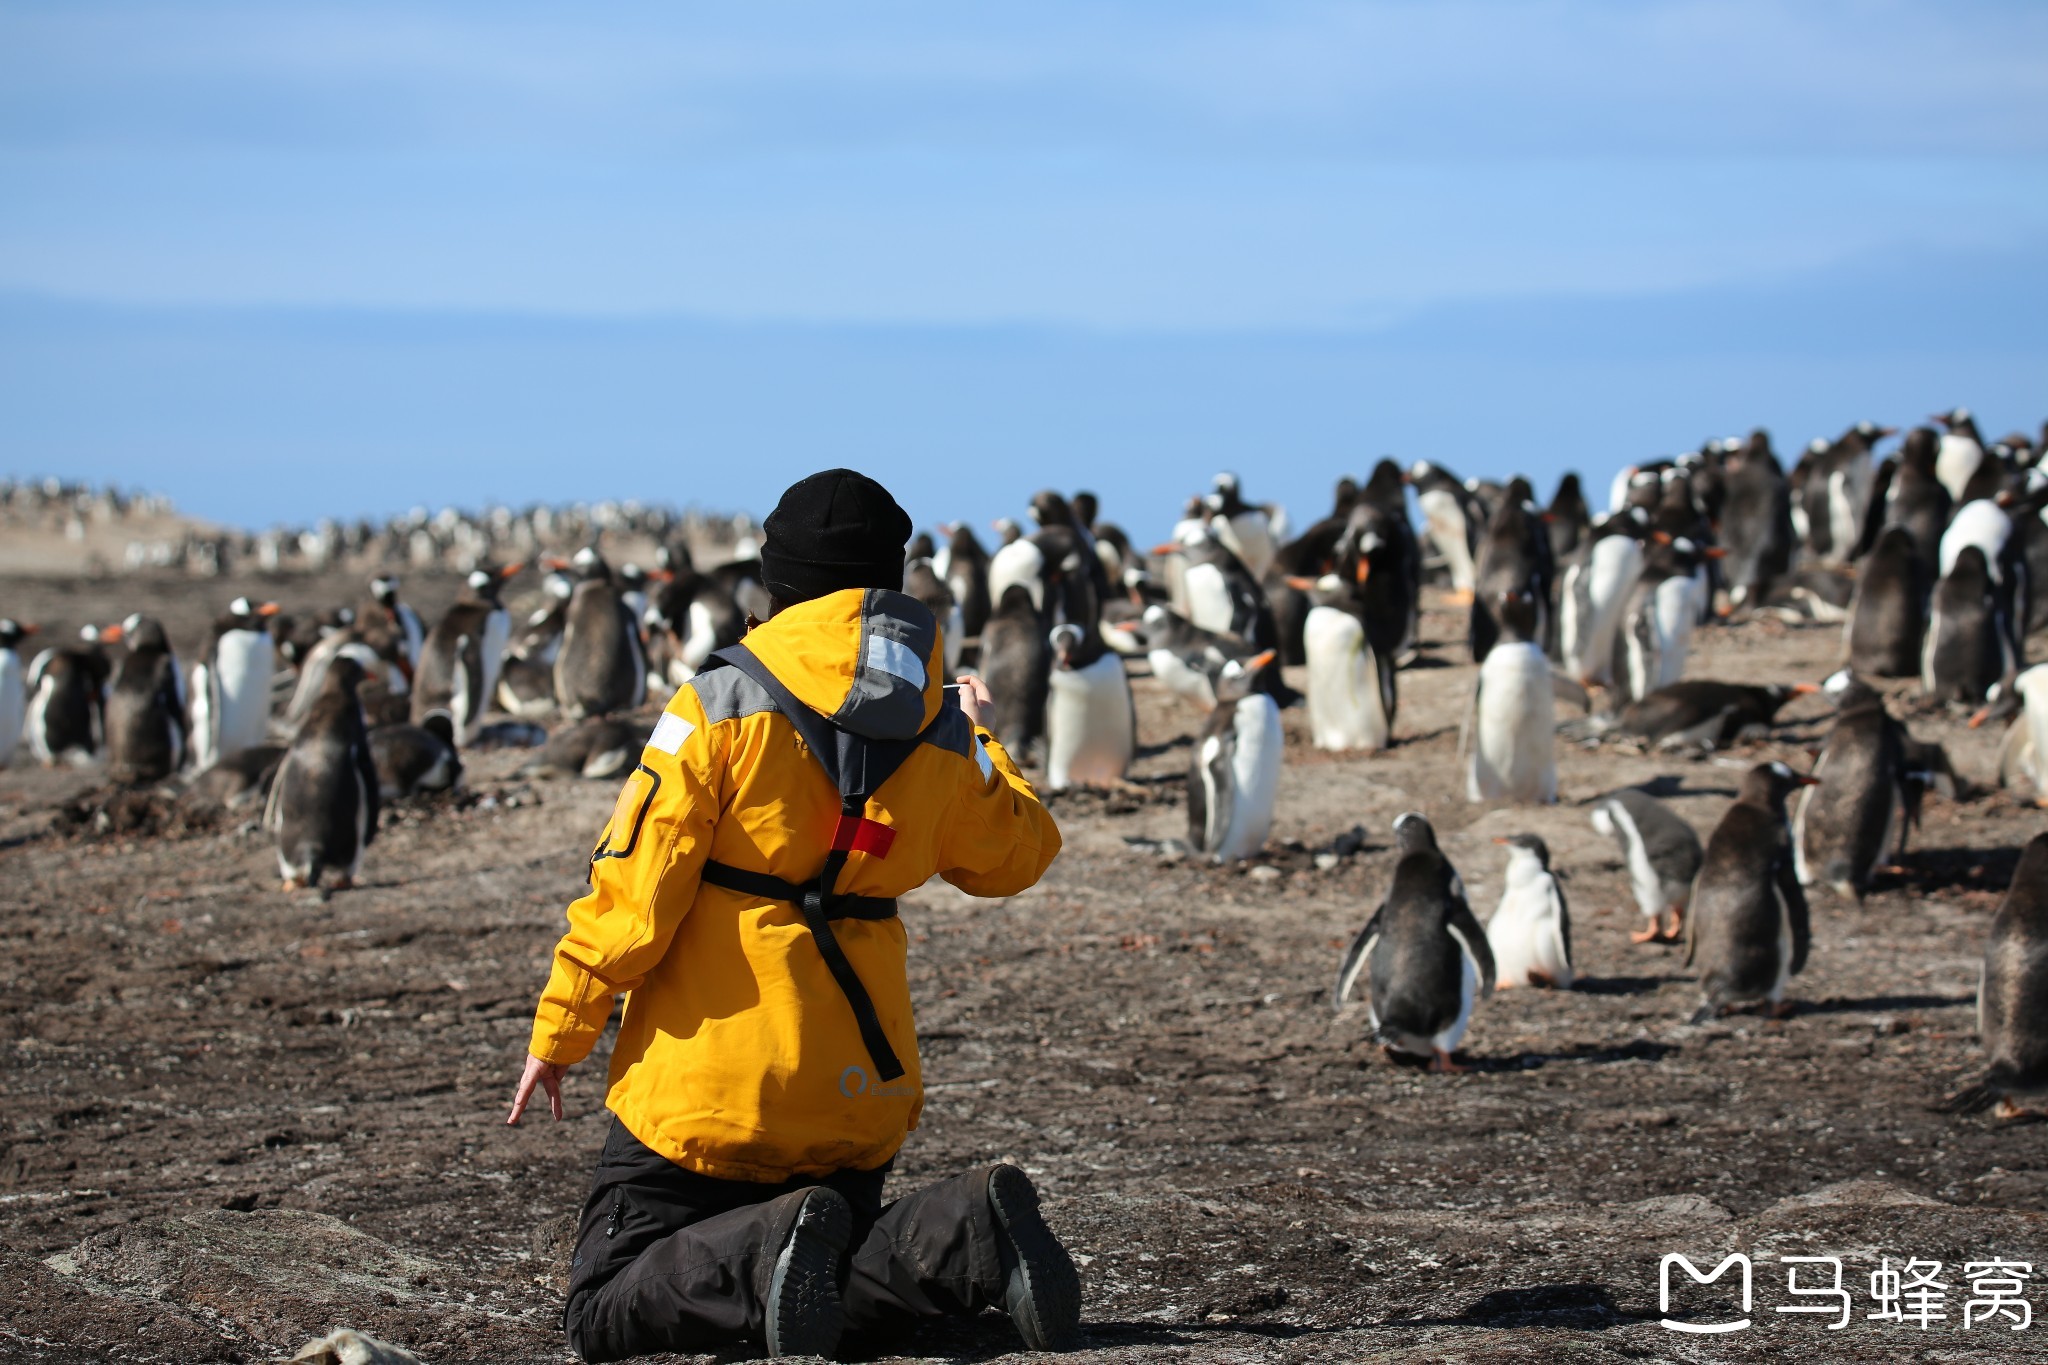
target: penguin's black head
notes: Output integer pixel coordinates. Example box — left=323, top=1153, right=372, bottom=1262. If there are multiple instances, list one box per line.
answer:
left=1071, top=491, right=1100, bottom=528
left=1029, top=490, right=1072, bottom=531
left=1552, top=471, right=1582, bottom=503
left=370, top=576, right=399, bottom=606
left=1049, top=623, right=1084, bottom=670
left=1391, top=811, right=1438, bottom=856
left=0, top=619, right=34, bottom=650
left=619, top=562, right=648, bottom=590
left=1820, top=667, right=1879, bottom=711
left=420, top=710, right=457, bottom=748
left=570, top=546, right=610, bottom=582
left=1211, top=649, right=1275, bottom=703
left=1852, top=420, right=1897, bottom=446
left=994, top=517, right=1023, bottom=545
left=1743, top=760, right=1818, bottom=809
left=323, top=653, right=369, bottom=695
left=1495, top=588, right=1540, bottom=643
left=1493, top=833, right=1551, bottom=866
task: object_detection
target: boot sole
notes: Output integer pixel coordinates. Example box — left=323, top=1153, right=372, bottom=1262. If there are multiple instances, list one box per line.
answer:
left=766, top=1187, right=851, bottom=1359
left=989, top=1165, right=1082, bottom=1352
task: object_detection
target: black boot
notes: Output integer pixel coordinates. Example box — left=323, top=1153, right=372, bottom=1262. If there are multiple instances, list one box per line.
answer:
left=987, top=1165, right=1081, bottom=1352
left=765, top=1186, right=852, bottom=1359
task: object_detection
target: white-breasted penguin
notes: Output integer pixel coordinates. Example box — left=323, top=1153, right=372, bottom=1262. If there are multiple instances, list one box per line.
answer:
left=1043, top=622, right=1135, bottom=790
left=1590, top=786, right=1703, bottom=944
left=1155, top=521, right=1275, bottom=648
left=1932, top=406, right=1987, bottom=505
left=1187, top=651, right=1283, bottom=863
left=104, top=615, right=187, bottom=785
left=1300, top=574, right=1391, bottom=753
left=904, top=557, right=966, bottom=678
left=1133, top=604, right=1242, bottom=711
left=413, top=563, right=521, bottom=741
left=1938, top=497, right=2029, bottom=676
left=1978, top=663, right=2048, bottom=805
left=0, top=619, right=37, bottom=767
left=1936, top=832, right=2048, bottom=1121
left=1462, top=589, right=1556, bottom=805
left=369, top=575, right=425, bottom=670
left=1686, top=761, right=1816, bottom=1021
left=1923, top=545, right=2004, bottom=705
left=1558, top=511, right=1647, bottom=689
left=1486, top=834, right=1574, bottom=989
left=1407, top=461, right=1480, bottom=598
left=1332, top=812, right=1496, bottom=1071
left=23, top=626, right=108, bottom=766
left=1204, top=472, right=1278, bottom=579
left=266, top=654, right=379, bottom=892
left=189, top=596, right=279, bottom=772
left=555, top=547, right=648, bottom=720
left=1792, top=669, right=1909, bottom=904
left=936, top=522, right=993, bottom=642
left=1620, top=534, right=1713, bottom=702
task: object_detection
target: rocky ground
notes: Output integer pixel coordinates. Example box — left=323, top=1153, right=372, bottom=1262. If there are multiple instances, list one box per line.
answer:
left=2, top=566, right=2044, bottom=1364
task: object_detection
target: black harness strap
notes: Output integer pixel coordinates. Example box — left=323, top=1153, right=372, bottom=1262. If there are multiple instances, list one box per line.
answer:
left=696, top=643, right=941, bottom=1082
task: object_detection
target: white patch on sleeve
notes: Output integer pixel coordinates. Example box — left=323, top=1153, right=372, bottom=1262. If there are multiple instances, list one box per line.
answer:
left=865, top=634, right=928, bottom=690
left=648, top=711, right=695, bottom=755
left=973, top=736, right=994, bottom=783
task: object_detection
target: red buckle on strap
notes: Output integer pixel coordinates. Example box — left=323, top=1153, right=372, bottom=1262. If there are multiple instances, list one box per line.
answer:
left=830, top=815, right=896, bottom=858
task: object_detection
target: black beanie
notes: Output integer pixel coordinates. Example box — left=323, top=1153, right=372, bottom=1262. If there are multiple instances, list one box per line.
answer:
left=760, top=468, right=913, bottom=605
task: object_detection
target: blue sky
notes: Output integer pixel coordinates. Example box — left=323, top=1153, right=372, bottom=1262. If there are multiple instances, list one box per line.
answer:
left=2, top=2, right=2044, bottom=538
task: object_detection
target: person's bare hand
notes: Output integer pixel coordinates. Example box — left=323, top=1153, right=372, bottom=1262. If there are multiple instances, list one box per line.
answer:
left=507, top=1053, right=569, bottom=1125
left=954, top=674, right=993, bottom=729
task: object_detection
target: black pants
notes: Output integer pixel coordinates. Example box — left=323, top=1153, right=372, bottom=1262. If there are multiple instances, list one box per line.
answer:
left=565, top=1117, right=1010, bottom=1361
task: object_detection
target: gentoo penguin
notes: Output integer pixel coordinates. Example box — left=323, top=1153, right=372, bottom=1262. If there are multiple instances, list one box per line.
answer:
left=1157, top=521, right=1276, bottom=650
left=522, top=715, right=643, bottom=781
left=1132, top=604, right=1246, bottom=711
left=185, top=744, right=284, bottom=809
left=23, top=626, right=108, bottom=766
left=266, top=654, right=379, bottom=892
left=1686, top=761, right=1815, bottom=1021
left=414, top=564, right=521, bottom=741
left=993, top=517, right=1024, bottom=547
left=103, top=615, right=187, bottom=785
left=1979, top=663, right=2048, bottom=805
left=1615, top=679, right=1818, bottom=750
left=1187, top=651, right=1283, bottom=862
left=1358, top=460, right=1424, bottom=659
left=1468, top=481, right=1553, bottom=664
left=1558, top=510, right=1647, bottom=689
left=1923, top=545, right=2004, bottom=704
left=1792, top=669, right=1909, bottom=904
left=189, top=597, right=279, bottom=772
left=555, top=547, right=648, bottom=720
left=368, top=575, right=425, bottom=670
left=1620, top=534, right=1712, bottom=702
left=1300, top=574, right=1391, bottom=754
left=1043, top=622, right=1135, bottom=790
left=1938, top=497, right=2028, bottom=674
left=904, top=556, right=965, bottom=677
left=1546, top=472, right=1590, bottom=562
left=1932, top=406, right=1987, bottom=505
left=368, top=711, right=462, bottom=801
left=1590, top=787, right=1703, bottom=944
left=1851, top=426, right=1952, bottom=586
left=1205, top=472, right=1278, bottom=578
left=1798, top=422, right=1889, bottom=564
left=937, top=521, right=993, bottom=642
left=0, top=619, right=36, bottom=767
left=1463, top=589, right=1556, bottom=804
left=1332, top=812, right=1496, bottom=1071
left=1486, top=834, right=1574, bottom=989
left=1407, top=461, right=1480, bottom=599
left=617, top=563, right=653, bottom=627
left=1717, top=430, right=1794, bottom=611
left=979, top=583, right=1052, bottom=760
left=1936, top=832, right=2048, bottom=1121
left=1846, top=526, right=1927, bottom=678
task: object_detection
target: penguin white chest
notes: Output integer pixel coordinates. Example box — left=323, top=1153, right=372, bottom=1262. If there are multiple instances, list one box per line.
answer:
left=478, top=608, right=510, bottom=719
left=1648, top=575, right=1699, bottom=691
left=1182, top=563, right=1234, bottom=636
left=213, top=630, right=276, bottom=756
left=0, top=651, right=23, bottom=764
left=1487, top=860, right=1573, bottom=988
left=1303, top=606, right=1386, bottom=752
left=1210, top=695, right=1282, bottom=861
left=1468, top=643, right=1556, bottom=804
left=1417, top=489, right=1476, bottom=590
left=1044, top=651, right=1134, bottom=790
left=1935, top=434, right=1983, bottom=504
left=1148, top=649, right=1216, bottom=710
left=1574, top=536, right=1644, bottom=685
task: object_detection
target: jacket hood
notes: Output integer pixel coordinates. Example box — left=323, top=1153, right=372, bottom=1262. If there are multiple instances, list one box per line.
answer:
left=744, top=588, right=944, bottom=741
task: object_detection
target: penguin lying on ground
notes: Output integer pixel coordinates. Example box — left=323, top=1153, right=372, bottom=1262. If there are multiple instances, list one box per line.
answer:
left=1486, top=834, right=1574, bottom=989
left=1333, top=812, right=1496, bottom=1071
left=368, top=712, right=462, bottom=801
left=185, top=744, right=284, bottom=809
left=1590, top=786, right=1703, bottom=944
left=1936, top=832, right=2048, bottom=1122
left=1792, top=669, right=1915, bottom=904
left=267, top=655, right=379, bottom=893
left=1687, top=761, right=1815, bottom=1021
left=1605, top=679, right=1819, bottom=751
left=1187, top=651, right=1283, bottom=863
left=1127, top=604, right=1262, bottom=712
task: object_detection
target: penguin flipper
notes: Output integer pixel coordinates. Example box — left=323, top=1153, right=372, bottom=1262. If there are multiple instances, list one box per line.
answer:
left=1931, top=1074, right=2005, bottom=1115
left=1848, top=457, right=1896, bottom=561
left=1332, top=912, right=1383, bottom=1008
left=1447, top=898, right=1497, bottom=997
left=352, top=729, right=381, bottom=849
left=1776, top=844, right=1811, bottom=976
left=1550, top=877, right=1573, bottom=973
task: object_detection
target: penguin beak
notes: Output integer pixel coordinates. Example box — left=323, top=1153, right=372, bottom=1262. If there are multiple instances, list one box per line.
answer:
left=648, top=569, right=674, bottom=583
left=1284, top=576, right=1317, bottom=591
left=1792, top=683, right=1821, bottom=695
left=1703, top=547, right=1728, bottom=559
left=498, top=562, right=525, bottom=579
left=99, top=623, right=124, bottom=642
left=1491, top=836, right=1511, bottom=845
left=1149, top=543, right=1179, bottom=557
left=1793, top=775, right=1822, bottom=787
left=256, top=601, right=281, bottom=616
left=1968, top=706, right=1991, bottom=729
left=541, top=557, right=568, bottom=571
left=20, top=623, right=38, bottom=635
left=1353, top=559, right=1371, bottom=585
left=1246, top=650, right=1276, bottom=670
left=1651, top=530, right=1672, bottom=545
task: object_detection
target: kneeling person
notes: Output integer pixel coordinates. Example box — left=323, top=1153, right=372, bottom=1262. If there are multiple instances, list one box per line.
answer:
left=509, top=469, right=1076, bottom=1360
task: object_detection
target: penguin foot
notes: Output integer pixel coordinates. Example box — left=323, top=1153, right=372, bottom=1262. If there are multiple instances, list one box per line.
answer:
left=1527, top=970, right=1557, bottom=989
left=331, top=876, right=356, bottom=891
left=1765, top=1000, right=1796, bottom=1021
left=1994, top=1098, right=2048, bottom=1124
left=1428, top=1049, right=1466, bottom=1074
left=1661, top=907, right=1685, bottom=941
left=280, top=878, right=306, bottom=892
left=1446, top=590, right=1474, bottom=606
left=1629, top=925, right=1665, bottom=945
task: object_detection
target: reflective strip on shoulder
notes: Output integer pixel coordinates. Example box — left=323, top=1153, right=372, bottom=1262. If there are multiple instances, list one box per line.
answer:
left=690, top=666, right=778, bottom=725
left=864, top=634, right=927, bottom=690
left=647, top=711, right=695, bottom=755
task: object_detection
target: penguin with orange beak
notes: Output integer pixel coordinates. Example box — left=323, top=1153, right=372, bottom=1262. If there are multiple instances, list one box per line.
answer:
left=1187, top=649, right=1283, bottom=862
left=1687, top=761, right=1817, bottom=1021
left=190, top=596, right=280, bottom=771
left=414, top=562, right=523, bottom=742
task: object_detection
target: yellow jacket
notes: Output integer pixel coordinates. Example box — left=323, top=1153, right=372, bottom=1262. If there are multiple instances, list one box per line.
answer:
left=528, top=588, right=1061, bottom=1181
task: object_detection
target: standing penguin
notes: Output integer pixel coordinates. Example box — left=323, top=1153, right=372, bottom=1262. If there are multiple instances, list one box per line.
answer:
left=1717, top=431, right=1795, bottom=611
left=23, top=626, right=109, bottom=767
left=1043, top=622, right=1135, bottom=790
left=1407, top=461, right=1481, bottom=599
left=1205, top=472, right=1279, bottom=578
left=1978, top=662, right=2048, bottom=805
left=1157, top=522, right=1276, bottom=649
left=1558, top=511, right=1647, bottom=689
left=1936, top=833, right=2048, bottom=1121
left=368, top=575, right=425, bottom=670
left=1923, top=546, right=2004, bottom=705
left=1852, top=426, right=1952, bottom=586
left=1332, top=812, right=1496, bottom=1071
left=1463, top=589, right=1556, bottom=804
left=904, top=557, right=965, bottom=678
left=0, top=619, right=36, bottom=767
left=1932, top=406, right=1987, bottom=505
left=1686, top=761, right=1816, bottom=1021
left=266, top=654, right=379, bottom=892
left=1938, top=498, right=2028, bottom=675
left=103, top=615, right=187, bottom=785
left=1846, top=526, right=1927, bottom=677
left=937, top=521, right=993, bottom=642
left=979, top=583, right=1052, bottom=760
left=1546, top=472, right=1590, bottom=562
left=1468, top=481, right=1554, bottom=664
left=1792, top=670, right=1910, bottom=904
left=1620, top=534, right=1713, bottom=702
left=1187, top=651, right=1284, bottom=862
left=1300, top=574, right=1392, bottom=754
left=555, top=547, right=648, bottom=720
left=1590, top=787, right=1703, bottom=944
left=414, top=564, right=521, bottom=741
left=1486, top=834, right=1574, bottom=989
left=189, top=597, right=279, bottom=772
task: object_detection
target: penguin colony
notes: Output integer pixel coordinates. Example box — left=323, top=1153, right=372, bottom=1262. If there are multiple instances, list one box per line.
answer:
left=5, top=409, right=2047, bottom=1115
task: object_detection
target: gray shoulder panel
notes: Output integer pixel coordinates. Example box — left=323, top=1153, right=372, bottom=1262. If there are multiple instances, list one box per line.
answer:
left=689, top=666, right=778, bottom=725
